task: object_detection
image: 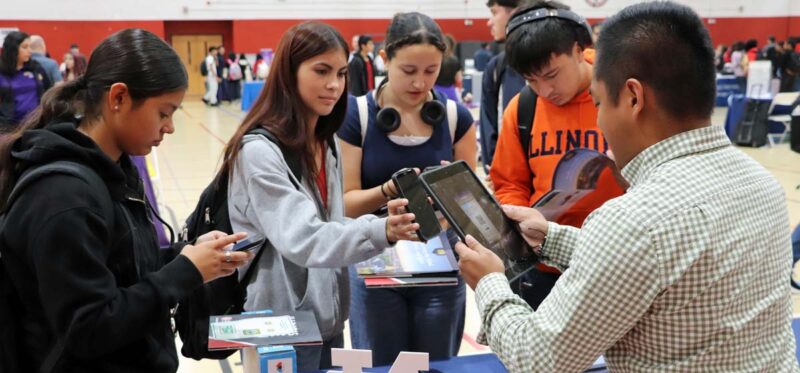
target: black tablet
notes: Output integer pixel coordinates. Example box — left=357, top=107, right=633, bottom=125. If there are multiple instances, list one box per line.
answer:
left=420, top=161, right=536, bottom=279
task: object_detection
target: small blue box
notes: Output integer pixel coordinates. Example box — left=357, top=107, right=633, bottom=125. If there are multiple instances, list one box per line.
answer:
left=242, top=345, right=297, bottom=373
left=240, top=310, right=297, bottom=373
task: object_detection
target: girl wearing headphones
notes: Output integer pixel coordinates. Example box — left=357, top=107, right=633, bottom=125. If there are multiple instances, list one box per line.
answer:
left=338, top=12, right=477, bottom=365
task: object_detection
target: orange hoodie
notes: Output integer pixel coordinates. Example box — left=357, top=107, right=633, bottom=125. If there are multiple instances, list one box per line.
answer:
left=490, top=49, right=609, bottom=208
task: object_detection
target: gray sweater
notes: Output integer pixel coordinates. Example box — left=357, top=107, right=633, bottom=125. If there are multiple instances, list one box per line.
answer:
left=228, top=134, right=389, bottom=340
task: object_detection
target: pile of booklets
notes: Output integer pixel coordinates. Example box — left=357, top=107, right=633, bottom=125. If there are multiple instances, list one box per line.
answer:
left=354, top=231, right=459, bottom=288
left=208, top=310, right=322, bottom=350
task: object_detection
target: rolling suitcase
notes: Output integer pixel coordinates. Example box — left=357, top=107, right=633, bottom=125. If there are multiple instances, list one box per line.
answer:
left=733, top=98, right=771, bottom=147
left=791, top=106, right=800, bottom=153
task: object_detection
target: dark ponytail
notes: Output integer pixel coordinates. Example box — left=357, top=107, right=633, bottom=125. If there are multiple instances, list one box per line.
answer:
left=32, top=76, right=88, bottom=128
left=0, top=28, right=187, bottom=209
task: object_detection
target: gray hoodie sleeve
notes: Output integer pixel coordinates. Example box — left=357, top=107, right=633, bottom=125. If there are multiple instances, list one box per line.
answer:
left=234, top=138, right=389, bottom=268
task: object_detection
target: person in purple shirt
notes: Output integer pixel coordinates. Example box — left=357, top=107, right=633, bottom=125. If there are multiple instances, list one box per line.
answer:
left=0, top=31, right=52, bottom=130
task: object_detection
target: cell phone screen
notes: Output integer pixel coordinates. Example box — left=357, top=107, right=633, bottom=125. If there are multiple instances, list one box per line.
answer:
left=393, top=169, right=442, bottom=241
left=233, top=237, right=265, bottom=252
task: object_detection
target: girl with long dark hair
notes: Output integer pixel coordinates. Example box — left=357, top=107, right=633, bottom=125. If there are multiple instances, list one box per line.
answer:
left=0, top=31, right=53, bottom=129
left=221, top=21, right=417, bottom=371
left=0, top=29, right=252, bottom=372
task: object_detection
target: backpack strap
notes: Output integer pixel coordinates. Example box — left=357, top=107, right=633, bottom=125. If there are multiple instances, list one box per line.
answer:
left=247, top=127, right=302, bottom=185
left=432, top=90, right=458, bottom=145
left=517, top=86, right=538, bottom=158
left=1, top=160, right=113, bottom=373
left=356, top=94, right=370, bottom=147
left=4, top=161, right=112, bottom=218
left=446, top=98, right=457, bottom=145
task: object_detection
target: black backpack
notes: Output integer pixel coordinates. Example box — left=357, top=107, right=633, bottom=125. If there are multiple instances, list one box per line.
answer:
left=175, top=127, right=305, bottom=360
left=733, top=99, right=771, bottom=147
left=516, top=85, right=538, bottom=160
left=0, top=161, right=113, bottom=373
left=200, top=61, right=208, bottom=77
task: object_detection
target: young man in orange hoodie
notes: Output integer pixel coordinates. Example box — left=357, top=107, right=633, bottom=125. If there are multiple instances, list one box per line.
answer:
left=489, top=0, right=608, bottom=308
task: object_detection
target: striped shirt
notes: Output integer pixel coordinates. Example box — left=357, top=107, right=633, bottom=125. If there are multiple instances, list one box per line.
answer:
left=476, top=125, right=798, bottom=372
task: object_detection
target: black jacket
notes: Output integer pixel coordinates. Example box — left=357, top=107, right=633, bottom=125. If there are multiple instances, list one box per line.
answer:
left=0, top=60, right=53, bottom=129
left=0, top=122, right=201, bottom=372
left=348, top=54, right=375, bottom=97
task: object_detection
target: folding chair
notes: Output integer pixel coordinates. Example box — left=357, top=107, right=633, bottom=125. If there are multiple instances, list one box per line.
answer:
left=766, top=91, right=799, bottom=146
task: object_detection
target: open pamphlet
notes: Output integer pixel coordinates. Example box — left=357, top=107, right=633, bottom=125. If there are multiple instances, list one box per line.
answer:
left=532, top=148, right=627, bottom=226
left=208, top=310, right=322, bottom=350
left=355, top=231, right=459, bottom=287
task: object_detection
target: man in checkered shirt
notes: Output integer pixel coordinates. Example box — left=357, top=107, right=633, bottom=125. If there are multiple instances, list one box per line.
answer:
left=454, top=2, right=799, bottom=372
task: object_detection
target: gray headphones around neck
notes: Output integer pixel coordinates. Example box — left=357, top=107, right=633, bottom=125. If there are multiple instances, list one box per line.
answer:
left=505, top=7, right=593, bottom=46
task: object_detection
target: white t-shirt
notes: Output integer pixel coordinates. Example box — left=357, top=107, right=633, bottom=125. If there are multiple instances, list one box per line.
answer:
left=205, top=55, right=217, bottom=80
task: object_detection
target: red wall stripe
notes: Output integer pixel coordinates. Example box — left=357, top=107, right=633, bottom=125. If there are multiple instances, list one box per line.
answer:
left=0, top=20, right=164, bottom=60
left=704, top=16, right=794, bottom=46
left=2, top=17, right=800, bottom=58
left=233, top=19, right=497, bottom=54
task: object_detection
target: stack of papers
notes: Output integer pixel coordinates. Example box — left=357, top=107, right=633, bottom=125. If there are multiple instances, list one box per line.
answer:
left=355, top=231, right=459, bottom=287
left=208, top=310, right=322, bottom=350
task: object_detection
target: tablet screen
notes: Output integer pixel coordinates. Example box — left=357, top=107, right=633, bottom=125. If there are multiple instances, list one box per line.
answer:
left=421, top=161, right=534, bottom=278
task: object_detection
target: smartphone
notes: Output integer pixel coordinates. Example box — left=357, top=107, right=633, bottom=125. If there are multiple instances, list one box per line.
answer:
left=392, top=168, right=442, bottom=241
left=423, top=165, right=442, bottom=173
left=233, top=237, right=266, bottom=252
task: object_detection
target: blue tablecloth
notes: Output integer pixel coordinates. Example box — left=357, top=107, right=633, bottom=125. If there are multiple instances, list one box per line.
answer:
left=314, top=353, right=607, bottom=372
left=367, top=353, right=508, bottom=373
left=307, top=318, right=800, bottom=372
left=716, top=75, right=741, bottom=107
left=242, top=81, right=265, bottom=111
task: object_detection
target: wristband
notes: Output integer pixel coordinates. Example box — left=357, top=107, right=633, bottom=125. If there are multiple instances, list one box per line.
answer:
left=380, top=182, right=392, bottom=200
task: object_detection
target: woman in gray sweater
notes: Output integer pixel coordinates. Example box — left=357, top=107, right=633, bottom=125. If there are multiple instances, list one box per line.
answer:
left=219, top=22, right=419, bottom=371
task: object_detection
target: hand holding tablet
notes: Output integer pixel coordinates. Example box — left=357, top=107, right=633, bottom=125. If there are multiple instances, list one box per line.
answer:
left=419, top=161, right=538, bottom=280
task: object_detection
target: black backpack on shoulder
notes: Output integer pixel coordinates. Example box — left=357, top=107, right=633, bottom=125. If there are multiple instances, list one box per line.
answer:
left=175, top=127, right=304, bottom=360
left=516, top=85, right=538, bottom=160
left=0, top=161, right=113, bottom=373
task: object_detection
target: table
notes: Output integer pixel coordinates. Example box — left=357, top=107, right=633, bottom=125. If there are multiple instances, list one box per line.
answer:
left=318, top=353, right=607, bottom=372
left=306, top=318, right=800, bottom=372
left=716, top=74, right=741, bottom=106
left=242, top=81, right=265, bottom=111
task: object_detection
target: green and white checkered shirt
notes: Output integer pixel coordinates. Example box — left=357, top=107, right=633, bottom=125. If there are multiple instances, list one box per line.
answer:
left=476, top=125, right=798, bottom=372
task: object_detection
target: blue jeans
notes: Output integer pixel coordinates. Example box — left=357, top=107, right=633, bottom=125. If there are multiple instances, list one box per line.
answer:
left=296, top=333, right=343, bottom=372
left=349, top=230, right=467, bottom=366
left=348, top=270, right=466, bottom=366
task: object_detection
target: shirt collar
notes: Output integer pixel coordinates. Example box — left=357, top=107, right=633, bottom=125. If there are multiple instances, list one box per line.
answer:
left=621, top=125, right=731, bottom=186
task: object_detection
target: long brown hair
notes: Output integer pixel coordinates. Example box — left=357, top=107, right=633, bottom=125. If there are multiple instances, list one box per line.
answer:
left=220, top=21, right=349, bottom=183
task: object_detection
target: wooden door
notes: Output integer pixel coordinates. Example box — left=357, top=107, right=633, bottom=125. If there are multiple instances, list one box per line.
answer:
left=171, top=35, right=223, bottom=97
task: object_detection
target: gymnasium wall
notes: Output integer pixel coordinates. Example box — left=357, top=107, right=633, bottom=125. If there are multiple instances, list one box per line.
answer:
left=2, top=0, right=798, bottom=57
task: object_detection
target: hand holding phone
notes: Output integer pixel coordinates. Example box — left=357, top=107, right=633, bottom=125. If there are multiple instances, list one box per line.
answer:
left=392, top=168, right=442, bottom=241
left=232, top=237, right=266, bottom=252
